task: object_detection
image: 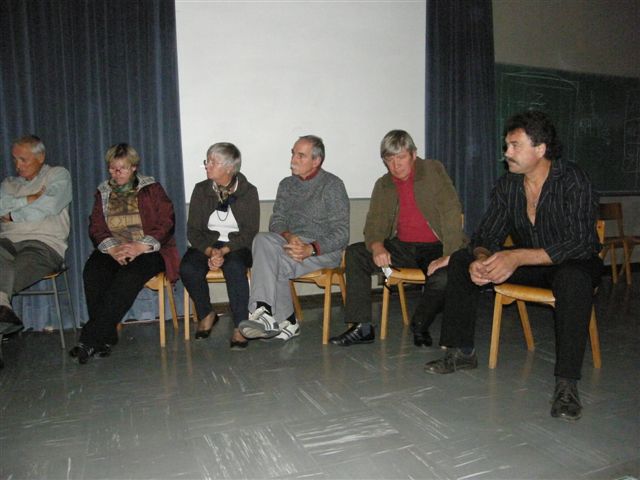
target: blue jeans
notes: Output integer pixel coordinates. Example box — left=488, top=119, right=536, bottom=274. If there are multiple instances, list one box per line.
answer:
left=180, top=246, right=252, bottom=327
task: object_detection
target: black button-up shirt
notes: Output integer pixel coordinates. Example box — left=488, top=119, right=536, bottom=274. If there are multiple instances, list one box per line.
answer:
left=471, top=160, right=601, bottom=264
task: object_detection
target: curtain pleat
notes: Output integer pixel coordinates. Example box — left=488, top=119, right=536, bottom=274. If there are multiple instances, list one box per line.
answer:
left=1, top=0, right=186, bottom=329
left=425, top=0, right=497, bottom=234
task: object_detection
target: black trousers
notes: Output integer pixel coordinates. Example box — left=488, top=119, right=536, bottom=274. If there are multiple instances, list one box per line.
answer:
left=179, top=247, right=252, bottom=327
left=344, top=238, right=446, bottom=328
left=440, top=248, right=603, bottom=380
left=80, top=250, right=165, bottom=347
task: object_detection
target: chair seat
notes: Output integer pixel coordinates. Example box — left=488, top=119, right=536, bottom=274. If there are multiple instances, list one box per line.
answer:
left=494, top=283, right=555, bottom=304
left=388, top=268, right=425, bottom=283
left=289, top=254, right=346, bottom=344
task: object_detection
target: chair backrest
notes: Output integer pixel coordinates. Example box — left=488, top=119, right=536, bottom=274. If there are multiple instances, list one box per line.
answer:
left=598, top=202, right=625, bottom=238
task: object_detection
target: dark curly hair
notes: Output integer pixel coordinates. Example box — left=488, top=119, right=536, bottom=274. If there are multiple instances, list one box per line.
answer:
left=503, top=110, right=563, bottom=161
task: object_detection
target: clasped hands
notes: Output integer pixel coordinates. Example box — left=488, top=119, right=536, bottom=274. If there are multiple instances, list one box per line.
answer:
left=282, top=234, right=314, bottom=262
left=469, top=248, right=520, bottom=286
left=108, top=242, right=151, bottom=265
left=207, top=247, right=227, bottom=270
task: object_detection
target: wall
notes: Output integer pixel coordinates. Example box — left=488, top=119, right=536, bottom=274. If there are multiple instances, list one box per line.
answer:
left=175, top=0, right=426, bottom=200
left=493, top=0, right=640, bottom=263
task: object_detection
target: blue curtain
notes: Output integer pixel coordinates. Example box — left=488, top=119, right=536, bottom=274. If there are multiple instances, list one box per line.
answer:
left=0, top=0, right=186, bottom=329
left=425, top=0, right=498, bottom=235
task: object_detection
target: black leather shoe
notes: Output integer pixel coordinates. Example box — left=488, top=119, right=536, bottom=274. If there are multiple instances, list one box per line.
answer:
left=329, top=324, right=375, bottom=346
left=413, top=331, right=433, bottom=347
left=424, top=348, right=477, bottom=374
left=0, top=306, right=22, bottom=326
left=195, top=313, right=219, bottom=339
left=550, top=380, right=582, bottom=421
left=69, top=343, right=111, bottom=364
left=230, top=339, right=248, bottom=350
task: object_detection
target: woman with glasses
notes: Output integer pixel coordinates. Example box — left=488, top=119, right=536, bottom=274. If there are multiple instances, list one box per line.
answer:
left=70, top=143, right=179, bottom=364
left=180, top=142, right=259, bottom=349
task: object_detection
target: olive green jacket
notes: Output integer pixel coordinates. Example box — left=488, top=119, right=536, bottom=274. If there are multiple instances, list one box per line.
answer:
left=363, top=158, right=466, bottom=256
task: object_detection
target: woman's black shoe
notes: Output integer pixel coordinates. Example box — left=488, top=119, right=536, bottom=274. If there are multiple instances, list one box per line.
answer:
left=413, top=332, right=433, bottom=347
left=230, top=339, right=248, bottom=350
left=195, top=313, right=219, bottom=339
left=69, top=343, right=111, bottom=364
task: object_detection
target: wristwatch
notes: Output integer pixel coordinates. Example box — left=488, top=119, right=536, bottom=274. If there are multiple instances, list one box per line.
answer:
left=310, top=244, right=317, bottom=256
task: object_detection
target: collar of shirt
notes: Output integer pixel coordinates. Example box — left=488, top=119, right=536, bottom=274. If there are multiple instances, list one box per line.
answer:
left=296, top=167, right=321, bottom=181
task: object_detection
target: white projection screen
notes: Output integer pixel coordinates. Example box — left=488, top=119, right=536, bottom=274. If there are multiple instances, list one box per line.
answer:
left=175, top=0, right=426, bottom=200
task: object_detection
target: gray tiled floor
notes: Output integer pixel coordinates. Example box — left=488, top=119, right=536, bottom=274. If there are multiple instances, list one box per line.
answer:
left=1, top=275, right=638, bottom=480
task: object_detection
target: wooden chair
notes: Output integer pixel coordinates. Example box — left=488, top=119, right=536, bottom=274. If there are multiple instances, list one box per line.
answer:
left=289, top=253, right=346, bottom=344
left=380, top=268, right=425, bottom=340
left=598, top=202, right=637, bottom=285
left=14, top=266, right=77, bottom=349
left=183, top=269, right=251, bottom=340
left=380, top=214, right=464, bottom=340
left=117, top=272, right=178, bottom=347
left=488, top=220, right=605, bottom=369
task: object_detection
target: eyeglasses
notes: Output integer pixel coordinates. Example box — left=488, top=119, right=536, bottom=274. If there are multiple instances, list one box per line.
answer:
left=203, top=159, right=226, bottom=167
left=109, top=165, right=132, bottom=174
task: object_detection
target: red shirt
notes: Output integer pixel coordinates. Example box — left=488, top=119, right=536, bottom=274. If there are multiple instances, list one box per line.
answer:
left=392, top=168, right=439, bottom=243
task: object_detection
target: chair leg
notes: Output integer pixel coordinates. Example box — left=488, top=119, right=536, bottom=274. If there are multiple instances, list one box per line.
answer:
left=322, top=283, right=332, bottom=345
left=397, top=282, right=410, bottom=327
left=158, top=277, right=166, bottom=348
left=62, top=271, right=77, bottom=332
left=516, top=300, right=535, bottom=351
left=51, top=276, right=66, bottom=349
left=183, top=288, right=191, bottom=340
left=610, top=247, right=618, bottom=284
left=337, top=274, right=346, bottom=305
left=380, top=285, right=391, bottom=340
left=290, top=281, right=304, bottom=322
left=622, top=239, right=632, bottom=285
left=489, top=293, right=504, bottom=369
left=589, top=307, right=602, bottom=368
left=166, top=280, right=178, bottom=331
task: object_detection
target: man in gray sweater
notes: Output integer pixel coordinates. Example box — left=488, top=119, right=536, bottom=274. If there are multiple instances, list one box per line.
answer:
left=0, top=135, right=72, bottom=327
left=239, top=135, right=349, bottom=341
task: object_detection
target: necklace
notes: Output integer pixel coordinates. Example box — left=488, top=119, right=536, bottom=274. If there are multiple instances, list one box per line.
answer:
left=524, top=180, right=541, bottom=209
left=215, top=209, right=229, bottom=221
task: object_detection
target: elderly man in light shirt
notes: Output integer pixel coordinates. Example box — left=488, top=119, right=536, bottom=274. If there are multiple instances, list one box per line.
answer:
left=0, top=135, right=72, bottom=327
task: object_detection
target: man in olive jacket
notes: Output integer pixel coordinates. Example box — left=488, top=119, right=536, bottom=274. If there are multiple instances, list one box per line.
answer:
left=330, top=130, right=465, bottom=346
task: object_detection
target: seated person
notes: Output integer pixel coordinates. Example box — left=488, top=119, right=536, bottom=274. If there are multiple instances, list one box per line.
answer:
left=0, top=135, right=72, bottom=327
left=330, top=130, right=465, bottom=346
left=180, top=142, right=259, bottom=349
left=239, top=135, right=349, bottom=341
left=70, top=143, right=179, bottom=364
left=425, top=111, right=603, bottom=422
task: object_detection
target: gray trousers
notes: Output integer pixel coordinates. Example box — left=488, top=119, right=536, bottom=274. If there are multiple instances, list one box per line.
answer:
left=0, top=238, right=63, bottom=307
left=248, top=232, right=342, bottom=322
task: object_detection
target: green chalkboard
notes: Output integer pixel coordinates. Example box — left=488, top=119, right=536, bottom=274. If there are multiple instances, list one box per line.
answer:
left=495, top=63, right=640, bottom=194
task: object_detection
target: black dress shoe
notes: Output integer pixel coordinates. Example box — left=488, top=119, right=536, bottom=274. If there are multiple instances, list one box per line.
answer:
left=0, top=306, right=22, bottom=326
left=424, top=348, right=477, bottom=374
left=195, top=313, right=219, bottom=339
left=550, top=380, right=582, bottom=421
left=329, top=324, right=375, bottom=346
left=413, top=331, right=433, bottom=347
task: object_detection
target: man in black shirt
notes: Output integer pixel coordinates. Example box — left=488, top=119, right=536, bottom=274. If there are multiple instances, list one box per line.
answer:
left=425, top=111, right=603, bottom=421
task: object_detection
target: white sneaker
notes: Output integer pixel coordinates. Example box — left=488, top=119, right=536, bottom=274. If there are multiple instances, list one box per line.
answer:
left=274, top=320, right=300, bottom=341
left=238, top=307, right=280, bottom=339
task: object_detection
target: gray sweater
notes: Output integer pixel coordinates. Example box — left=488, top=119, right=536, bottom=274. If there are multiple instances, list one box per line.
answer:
left=269, top=169, right=349, bottom=254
